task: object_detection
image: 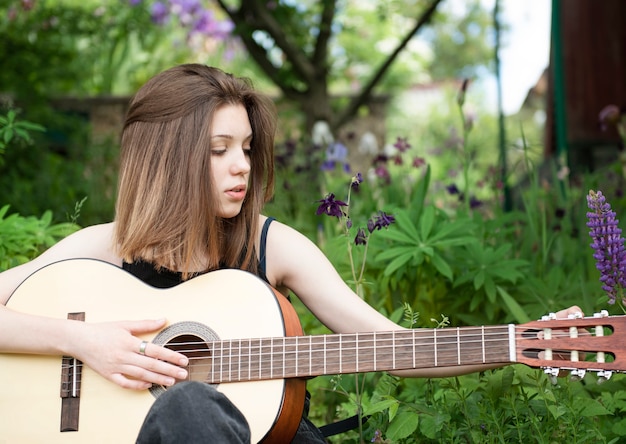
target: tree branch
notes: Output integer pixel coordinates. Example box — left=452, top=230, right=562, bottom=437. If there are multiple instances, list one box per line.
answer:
left=335, top=0, right=445, bottom=129
left=215, top=0, right=307, bottom=100
left=312, top=0, right=336, bottom=69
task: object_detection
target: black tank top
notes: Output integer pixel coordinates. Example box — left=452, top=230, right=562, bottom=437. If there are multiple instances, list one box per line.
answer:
left=122, top=217, right=275, bottom=288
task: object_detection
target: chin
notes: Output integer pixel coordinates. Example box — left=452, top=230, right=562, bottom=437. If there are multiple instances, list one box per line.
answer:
left=218, top=207, right=244, bottom=219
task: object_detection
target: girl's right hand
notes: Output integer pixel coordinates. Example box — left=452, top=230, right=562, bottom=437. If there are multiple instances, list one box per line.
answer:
left=73, top=318, right=189, bottom=390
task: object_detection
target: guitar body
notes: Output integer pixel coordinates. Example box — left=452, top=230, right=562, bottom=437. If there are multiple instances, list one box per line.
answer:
left=0, top=259, right=305, bottom=443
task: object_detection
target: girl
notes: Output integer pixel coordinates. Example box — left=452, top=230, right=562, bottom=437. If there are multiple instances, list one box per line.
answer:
left=0, top=64, right=581, bottom=443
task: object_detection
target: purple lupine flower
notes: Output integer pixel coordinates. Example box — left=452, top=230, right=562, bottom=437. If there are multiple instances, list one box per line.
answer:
left=316, top=193, right=347, bottom=218
left=587, top=189, right=626, bottom=304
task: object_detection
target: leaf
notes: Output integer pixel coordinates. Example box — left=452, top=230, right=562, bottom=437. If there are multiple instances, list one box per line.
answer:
left=579, top=399, right=612, bottom=417
left=431, top=253, right=453, bottom=280
left=497, top=286, right=531, bottom=323
left=363, top=398, right=398, bottom=416
left=419, top=206, right=435, bottom=240
left=383, top=251, right=416, bottom=276
left=419, top=412, right=449, bottom=439
left=386, top=411, right=419, bottom=441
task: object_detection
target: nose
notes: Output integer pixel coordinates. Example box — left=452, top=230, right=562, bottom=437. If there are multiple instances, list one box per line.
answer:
left=230, top=147, right=251, bottom=175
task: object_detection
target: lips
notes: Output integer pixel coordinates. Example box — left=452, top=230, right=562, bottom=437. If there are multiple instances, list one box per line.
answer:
left=225, top=185, right=247, bottom=201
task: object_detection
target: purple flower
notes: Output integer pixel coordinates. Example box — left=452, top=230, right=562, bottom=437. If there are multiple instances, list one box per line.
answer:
left=374, top=165, right=390, bottom=184
left=367, top=211, right=395, bottom=232
left=355, top=228, right=367, bottom=245
left=393, top=136, right=411, bottom=153
left=446, top=183, right=460, bottom=195
left=320, top=142, right=350, bottom=172
left=192, top=10, right=234, bottom=38
left=587, top=189, right=626, bottom=305
left=316, top=193, right=347, bottom=218
left=598, top=104, right=621, bottom=132
left=412, top=157, right=425, bottom=168
left=469, top=196, right=482, bottom=209
left=351, top=172, right=363, bottom=190
left=150, top=2, right=169, bottom=25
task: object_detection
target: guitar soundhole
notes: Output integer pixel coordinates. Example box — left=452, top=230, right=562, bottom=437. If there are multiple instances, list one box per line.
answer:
left=149, top=321, right=219, bottom=398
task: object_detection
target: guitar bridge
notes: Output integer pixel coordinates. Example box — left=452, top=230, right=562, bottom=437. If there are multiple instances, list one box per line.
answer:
left=60, top=312, right=85, bottom=432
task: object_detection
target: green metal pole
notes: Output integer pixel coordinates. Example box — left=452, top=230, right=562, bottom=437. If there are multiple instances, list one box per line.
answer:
left=494, top=0, right=511, bottom=211
left=551, top=0, right=568, bottom=165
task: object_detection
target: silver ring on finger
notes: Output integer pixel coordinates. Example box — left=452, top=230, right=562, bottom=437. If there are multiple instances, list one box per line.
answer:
left=139, top=340, right=148, bottom=355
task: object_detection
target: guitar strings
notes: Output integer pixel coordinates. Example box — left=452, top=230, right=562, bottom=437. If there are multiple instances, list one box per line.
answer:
left=58, top=325, right=603, bottom=386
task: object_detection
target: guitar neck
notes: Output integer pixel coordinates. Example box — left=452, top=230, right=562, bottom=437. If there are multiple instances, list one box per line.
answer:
left=204, top=325, right=514, bottom=383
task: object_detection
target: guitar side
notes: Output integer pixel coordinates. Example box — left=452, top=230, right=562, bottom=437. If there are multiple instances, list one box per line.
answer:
left=0, top=259, right=304, bottom=444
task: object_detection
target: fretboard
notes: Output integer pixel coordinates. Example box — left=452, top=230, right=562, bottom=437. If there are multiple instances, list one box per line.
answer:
left=198, top=326, right=513, bottom=383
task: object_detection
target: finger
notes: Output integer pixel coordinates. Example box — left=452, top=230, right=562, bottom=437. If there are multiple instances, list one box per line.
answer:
left=109, top=373, right=153, bottom=391
left=138, top=340, right=189, bottom=368
left=122, top=357, right=187, bottom=387
left=554, top=305, right=584, bottom=319
left=124, top=318, right=168, bottom=335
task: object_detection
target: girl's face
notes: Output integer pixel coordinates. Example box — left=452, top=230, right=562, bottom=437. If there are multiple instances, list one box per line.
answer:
left=210, top=104, right=253, bottom=219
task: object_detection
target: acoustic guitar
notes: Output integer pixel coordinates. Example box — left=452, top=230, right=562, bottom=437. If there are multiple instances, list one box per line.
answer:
left=1, top=259, right=625, bottom=443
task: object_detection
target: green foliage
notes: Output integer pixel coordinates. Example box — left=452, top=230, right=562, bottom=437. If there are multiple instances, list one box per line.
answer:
left=1, top=0, right=191, bottom=99
left=0, top=110, right=81, bottom=270
left=0, top=109, right=45, bottom=162
left=284, top=79, right=626, bottom=442
left=0, top=205, right=79, bottom=271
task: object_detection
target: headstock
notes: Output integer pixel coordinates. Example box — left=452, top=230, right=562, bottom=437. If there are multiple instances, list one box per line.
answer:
left=515, top=310, right=626, bottom=383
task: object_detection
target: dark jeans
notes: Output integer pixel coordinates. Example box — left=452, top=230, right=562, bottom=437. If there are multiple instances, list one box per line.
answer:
left=136, top=381, right=326, bottom=443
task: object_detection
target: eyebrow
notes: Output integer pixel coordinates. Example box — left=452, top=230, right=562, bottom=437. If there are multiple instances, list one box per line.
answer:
left=210, top=133, right=253, bottom=140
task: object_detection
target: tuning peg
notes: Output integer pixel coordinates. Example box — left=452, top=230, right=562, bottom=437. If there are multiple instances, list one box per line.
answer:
left=544, top=367, right=559, bottom=384
left=569, top=368, right=586, bottom=382
left=597, top=370, right=613, bottom=384
left=593, top=310, right=609, bottom=318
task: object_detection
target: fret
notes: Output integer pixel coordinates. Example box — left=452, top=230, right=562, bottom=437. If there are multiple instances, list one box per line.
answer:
left=457, top=327, right=461, bottom=365
left=392, top=331, right=396, bottom=369
left=247, top=338, right=252, bottom=381
left=481, top=326, right=486, bottom=363
left=433, top=329, right=438, bottom=367
left=282, top=337, right=286, bottom=378
left=355, top=332, right=359, bottom=372
left=220, top=339, right=224, bottom=382
left=339, top=334, right=342, bottom=374
left=308, top=336, right=312, bottom=376
left=229, top=339, right=233, bottom=380
left=237, top=339, right=241, bottom=382
left=270, top=337, right=274, bottom=379
left=412, top=330, right=416, bottom=368
left=373, top=332, right=377, bottom=371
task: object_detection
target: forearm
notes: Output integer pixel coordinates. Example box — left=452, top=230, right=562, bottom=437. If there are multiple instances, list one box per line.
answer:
left=0, top=304, right=79, bottom=356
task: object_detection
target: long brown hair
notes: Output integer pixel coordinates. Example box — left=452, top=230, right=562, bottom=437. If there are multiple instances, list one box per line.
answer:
left=114, top=64, right=276, bottom=279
